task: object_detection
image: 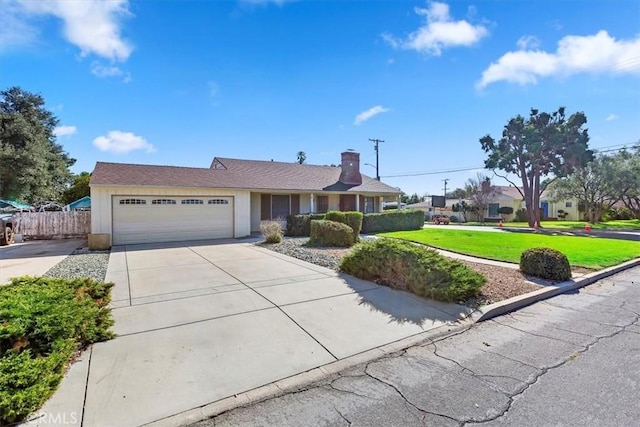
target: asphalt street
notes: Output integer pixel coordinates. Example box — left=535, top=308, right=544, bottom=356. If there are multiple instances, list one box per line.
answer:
left=191, top=266, right=640, bottom=427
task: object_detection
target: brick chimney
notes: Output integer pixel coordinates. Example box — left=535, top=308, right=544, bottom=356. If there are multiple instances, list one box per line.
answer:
left=338, top=150, right=362, bottom=185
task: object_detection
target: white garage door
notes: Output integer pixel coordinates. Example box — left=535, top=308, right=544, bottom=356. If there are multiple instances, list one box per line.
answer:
left=112, top=196, right=234, bottom=245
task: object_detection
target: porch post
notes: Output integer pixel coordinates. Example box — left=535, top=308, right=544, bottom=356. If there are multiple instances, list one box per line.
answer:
left=310, top=193, right=315, bottom=213
left=355, top=194, right=359, bottom=212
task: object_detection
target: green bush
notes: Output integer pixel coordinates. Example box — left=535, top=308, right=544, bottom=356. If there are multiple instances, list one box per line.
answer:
left=260, top=220, right=283, bottom=243
left=309, top=220, right=354, bottom=247
left=362, top=209, right=424, bottom=233
left=344, top=211, right=364, bottom=240
left=324, top=210, right=347, bottom=224
left=519, top=247, right=572, bottom=281
left=339, top=239, right=485, bottom=302
left=514, top=208, right=527, bottom=222
left=0, top=277, right=114, bottom=424
left=498, top=206, right=514, bottom=215
left=286, top=213, right=326, bottom=236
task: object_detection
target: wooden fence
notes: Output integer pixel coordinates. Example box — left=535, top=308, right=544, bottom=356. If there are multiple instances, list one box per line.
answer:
left=14, top=211, right=91, bottom=239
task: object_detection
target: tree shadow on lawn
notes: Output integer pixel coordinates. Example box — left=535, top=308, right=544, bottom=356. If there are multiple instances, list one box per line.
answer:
left=503, top=227, right=640, bottom=242
left=338, top=272, right=473, bottom=328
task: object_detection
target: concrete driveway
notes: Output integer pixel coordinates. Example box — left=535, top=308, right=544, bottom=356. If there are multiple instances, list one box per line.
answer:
left=0, top=238, right=86, bottom=285
left=37, top=239, right=472, bottom=426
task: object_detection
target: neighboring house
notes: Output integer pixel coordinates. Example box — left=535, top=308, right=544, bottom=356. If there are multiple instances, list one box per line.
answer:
left=90, top=151, right=402, bottom=245
left=63, top=196, right=91, bottom=211
left=474, top=186, right=582, bottom=221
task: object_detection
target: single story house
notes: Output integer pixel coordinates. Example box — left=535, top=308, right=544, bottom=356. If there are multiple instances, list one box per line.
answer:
left=90, top=151, right=402, bottom=245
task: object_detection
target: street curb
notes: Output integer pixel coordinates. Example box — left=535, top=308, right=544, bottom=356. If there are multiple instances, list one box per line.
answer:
left=469, top=257, right=640, bottom=322
left=143, top=321, right=473, bottom=427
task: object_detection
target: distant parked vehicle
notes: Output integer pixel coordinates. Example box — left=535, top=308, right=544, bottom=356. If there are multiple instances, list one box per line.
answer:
left=433, top=215, right=450, bottom=225
left=1, top=214, right=16, bottom=245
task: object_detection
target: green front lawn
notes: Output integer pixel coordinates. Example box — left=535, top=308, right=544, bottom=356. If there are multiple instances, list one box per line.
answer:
left=381, top=228, right=640, bottom=269
left=460, top=219, right=640, bottom=230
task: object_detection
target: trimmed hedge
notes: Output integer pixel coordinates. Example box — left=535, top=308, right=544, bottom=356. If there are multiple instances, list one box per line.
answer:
left=339, top=238, right=485, bottom=302
left=309, top=220, right=354, bottom=247
left=286, top=213, right=326, bottom=236
left=362, top=209, right=424, bottom=233
left=520, top=247, right=572, bottom=281
left=344, top=211, right=364, bottom=240
left=324, top=210, right=347, bottom=224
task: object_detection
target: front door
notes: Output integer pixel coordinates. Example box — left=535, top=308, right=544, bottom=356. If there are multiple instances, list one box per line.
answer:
left=339, top=195, right=356, bottom=211
left=541, top=202, right=549, bottom=219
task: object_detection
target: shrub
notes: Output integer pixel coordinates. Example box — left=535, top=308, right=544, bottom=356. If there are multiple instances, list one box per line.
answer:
left=286, top=213, right=326, bottom=237
left=309, top=220, right=354, bottom=247
left=260, top=221, right=283, bottom=243
left=514, top=208, right=527, bottom=222
left=0, top=277, right=114, bottom=424
left=324, top=210, right=347, bottom=224
left=498, top=206, right=514, bottom=215
left=519, top=247, right=572, bottom=281
left=339, top=239, right=485, bottom=302
left=362, top=209, right=424, bottom=233
left=344, top=211, right=364, bottom=239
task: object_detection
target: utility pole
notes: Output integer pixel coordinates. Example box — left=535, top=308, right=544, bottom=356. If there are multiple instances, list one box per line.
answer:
left=442, top=178, right=449, bottom=197
left=369, top=138, right=384, bottom=181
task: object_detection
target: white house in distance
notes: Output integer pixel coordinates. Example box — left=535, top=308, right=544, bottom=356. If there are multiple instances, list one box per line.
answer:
left=89, top=151, right=402, bottom=245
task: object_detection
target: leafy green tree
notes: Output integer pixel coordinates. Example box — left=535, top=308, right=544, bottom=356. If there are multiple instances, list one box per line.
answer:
left=447, top=187, right=469, bottom=199
left=296, top=151, right=307, bottom=164
left=0, top=87, right=75, bottom=203
left=61, top=172, right=91, bottom=205
left=480, top=107, right=592, bottom=226
left=400, top=193, right=421, bottom=205
left=549, top=149, right=640, bottom=222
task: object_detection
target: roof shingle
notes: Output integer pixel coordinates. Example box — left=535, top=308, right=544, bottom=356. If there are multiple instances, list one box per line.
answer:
left=90, top=157, right=401, bottom=194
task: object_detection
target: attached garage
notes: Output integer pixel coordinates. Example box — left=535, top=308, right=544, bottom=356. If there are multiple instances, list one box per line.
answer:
left=111, top=195, right=234, bottom=245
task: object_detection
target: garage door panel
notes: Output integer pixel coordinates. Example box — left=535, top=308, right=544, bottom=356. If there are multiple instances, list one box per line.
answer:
left=112, top=196, right=234, bottom=245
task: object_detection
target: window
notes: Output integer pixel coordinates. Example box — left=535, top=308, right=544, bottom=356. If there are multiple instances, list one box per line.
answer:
left=316, top=196, right=328, bottom=213
left=119, top=198, right=146, bottom=205
left=364, top=197, right=375, bottom=213
left=208, top=199, right=229, bottom=205
left=271, top=195, right=290, bottom=219
left=488, top=203, right=500, bottom=217
left=565, top=201, right=572, bottom=208
left=181, top=199, right=203, bottom=205
left=152, top=199, right=176, bottom=205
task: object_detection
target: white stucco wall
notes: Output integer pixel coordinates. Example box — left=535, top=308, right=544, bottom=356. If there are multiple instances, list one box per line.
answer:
left=91, top=186, right=251, bottom=239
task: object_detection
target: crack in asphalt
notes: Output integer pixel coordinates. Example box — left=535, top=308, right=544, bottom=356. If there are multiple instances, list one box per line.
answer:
left=333, top=406, right=352, bottom=426
left=363, top=360, right=463, bottom=426
left=463, top=307, right=639, bottom=426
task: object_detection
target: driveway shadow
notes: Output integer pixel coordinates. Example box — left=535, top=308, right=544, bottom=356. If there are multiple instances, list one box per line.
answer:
left=338, top=273, right=471, bottom=327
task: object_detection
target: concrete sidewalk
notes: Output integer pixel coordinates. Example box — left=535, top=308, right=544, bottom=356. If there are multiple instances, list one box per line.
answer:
left=0, top=238, right=86, bottom=285
left=31, top=240, right=471, bottom=426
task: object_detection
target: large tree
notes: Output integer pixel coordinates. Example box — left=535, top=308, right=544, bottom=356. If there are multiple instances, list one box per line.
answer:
left=0, top=87, right=75, bottom=203
left=296, top=151, right=306, bottom=164
left=61, top=172, right=91, bottom=205
left=480, top=107, right=593, bottom=227
left=549, top=149, right=640, bottom=222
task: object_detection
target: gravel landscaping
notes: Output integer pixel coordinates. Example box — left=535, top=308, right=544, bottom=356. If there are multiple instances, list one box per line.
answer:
left=260, top=238, right=545, bottom=307
left=44, top=248, right=110, bottom=282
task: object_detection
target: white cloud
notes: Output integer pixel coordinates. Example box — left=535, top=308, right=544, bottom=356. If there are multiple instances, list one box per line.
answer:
left=93, top=131, right=155, bottom=154
left=383, top=1, right=488, bottom=56
left=3, top=0, right=133, bottom=61
left=478, top=30, right=640, bottom=89
left=354, top=106, right=390, bottom=126
left=53, top=125, right=77, bottom=137
left=605, top=113, right=619, bottom=122
left=90, top=62, right=132, bottom=82
left=516, top=35, right=540, bottom=50
left=0, top=1, right=39, bottom=51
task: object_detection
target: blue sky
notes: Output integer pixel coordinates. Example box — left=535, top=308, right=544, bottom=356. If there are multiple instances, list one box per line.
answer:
left=1, top=0, right=639, bottom=196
